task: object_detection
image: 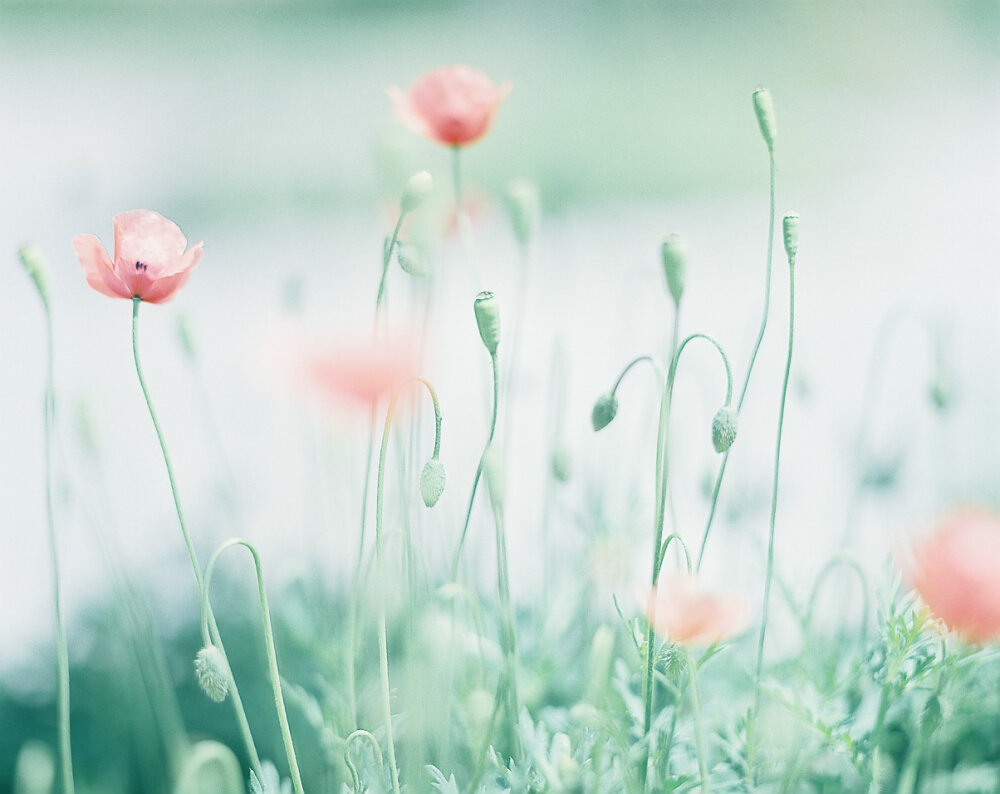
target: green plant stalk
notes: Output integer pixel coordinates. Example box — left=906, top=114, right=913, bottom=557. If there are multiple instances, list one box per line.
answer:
left=641, top=309, right=681, bottom=787
left=202, top=540, right=305, bottom=794
left=685, top=649, right=711, bottom=794
left=38, top=300, right=75, bottom=794
left=451, top=352, right=500, bottom=578
left=374, top=378, right=442, bottom=794
left=749, top=254, right=795, bottom=777
left=696, top=149, right=776, bottom=571
left=346, top=212, right=408, bottom=728
left=131, top=298, right=263, bottom=779
left=486, top=475, right=521, bottom=754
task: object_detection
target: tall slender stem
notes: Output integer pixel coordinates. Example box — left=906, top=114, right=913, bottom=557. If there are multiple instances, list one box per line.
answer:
left=202, top=540, right=305, bottom=794
left=685, top=649, right=711, bottom=794
left=39, top=300, right=75, bottom=794
left=696, top=149, right=775, bottom=571
left=131, top=298, right=262, bottom=778
left=374, top=378, right=443, bottom=794
left=451, top=352, right=500, bottom=578
left=749, top=254, right=796, bottom=776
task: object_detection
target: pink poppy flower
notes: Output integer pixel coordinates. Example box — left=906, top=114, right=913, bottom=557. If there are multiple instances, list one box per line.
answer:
left=301, top=337, right=418, bottom=408
left=72, top=210, right=203, bottom=304
left=646, top=575, right=750, bottom=646
left=389, top=65, right=511, bottom=147
left=907, top=509, right=1000, bottom=643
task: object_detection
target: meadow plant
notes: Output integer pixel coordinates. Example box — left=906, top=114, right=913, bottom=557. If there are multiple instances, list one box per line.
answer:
left=10, top=69, right=1000, bottom=794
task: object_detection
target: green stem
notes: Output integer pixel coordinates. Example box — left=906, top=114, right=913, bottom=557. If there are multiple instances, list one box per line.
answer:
left=685, top=649, right=711, bottom=794
left=202, top=540, right=305, bottom=794
left=485, top=460, right=521, bottom=753
left=451, top=352, right=500, bottom=579
left=40, top=302, right=75, bottom=794
left=375, top=214, right=406, bottom=311
left=803, top=553, right=871, bottom=648
left=641, top=308, right=681, bottom=788
left=696, top=148, right=775, bottom=571
left=374, top=378, right=443, bottom=794
left=749, top=253, right=795, bottom=777
left=131, top=298, right=262, bottom=779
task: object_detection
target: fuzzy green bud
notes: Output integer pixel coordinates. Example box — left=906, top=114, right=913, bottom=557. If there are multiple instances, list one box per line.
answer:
left=176, top=741, right=244, bottom=794
left=397, top=244, right=429, bottom=277
left=783, top=212, right=800, bottom=262
left=399, top=170, right=433, bottom=215
left=711, top=406, right=738, bottom=453
left=551, top=443, right=572, bottom=483
left=752, top=87, right=776, bottom=152
left=474, top=291, right=501, bottom=354
left=506, top=178, right=540, bottom=249
left=194, top=645, right=230, bottom=703
left=419, top=457, right=446, bottom=507
left=13, top=741, right=55, bottom=794
left=18, top=245, right=50, bottom=309
left=591, top=393, right=619, bottom=431
left=661, top=234, right=686, bottom=304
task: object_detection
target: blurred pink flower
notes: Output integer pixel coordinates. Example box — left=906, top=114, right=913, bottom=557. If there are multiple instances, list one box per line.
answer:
left=389, top=65, right=510, bottom=147
left=301, top=337, right=418, bottom=408
left=908, top=509, right=1000, bottom=644
left=73, top=210, right=203, bottom=304
left=646, top=575, right=750, bottom=646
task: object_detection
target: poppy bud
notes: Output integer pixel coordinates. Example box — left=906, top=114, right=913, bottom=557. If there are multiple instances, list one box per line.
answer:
left=591, top=393, right=619, bottom=431
left=18, top=245, right=50, bottom=308
left=194, top=645, right=231, bottom=703
left=551, top=443, right=572, bottom=482
left=506, top=178, right=540, bottom=249
left=783, top=212, right=800, bottom=262
left=474, top=291, right=501, bottom=354
left=397, top=244, right=429, bottom=277
left=400, top=170, right=433, bottom=215
left=420, top=457, right=446, bottom=507
left=752, top=87, right=776, bottom=152
left=661, top=234, right=686, bottom=305
left=711, top=406, right=738, bottom=453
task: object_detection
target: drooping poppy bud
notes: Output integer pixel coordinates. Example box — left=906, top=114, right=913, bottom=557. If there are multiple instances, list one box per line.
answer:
left=194, top=645, right=231, bottom=703
left=591, top=393, right=619, bottom=431
left=711, top=406, right=738, bottom=453
left=420, top=457, right=446, bottom=507
left=474, top=291, right=501, bottom=354
left=400, top=171, right=433, bottom=215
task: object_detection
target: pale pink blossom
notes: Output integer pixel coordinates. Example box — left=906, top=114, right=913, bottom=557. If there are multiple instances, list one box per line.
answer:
left=646, top=575, right=750, bottom=646
left=389, top=65, right=510, bottom=147
left=73, top=210, right=203, bottom=304
left=908, top=509, right=1000, bottom=644
left=301, top=337, right=418, bottom=408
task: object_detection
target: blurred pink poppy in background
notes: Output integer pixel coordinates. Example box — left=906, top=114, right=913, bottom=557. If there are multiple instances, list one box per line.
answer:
left=646, top=575, right=750, bottom=646
left=908, top=508, right=1000, bottom=644
left=301, top=337, right=418, bottom=408
left=72, top=210, right=203, bottom=304
left=389, top=65, right=510, bottom=147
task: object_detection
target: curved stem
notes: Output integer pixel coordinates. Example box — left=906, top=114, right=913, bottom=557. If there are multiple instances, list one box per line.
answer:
left=750, top=255, right=796, bottom=777
left=375, top=214, right=406, bottom=313
left=202, top=540, right=305, bottom=794
left=451, top=352, right=500, bottom=579
left=131, top=298, right=262, bottom=779
left=39, top=302, right=75, bottom=794
left=655, top=533, right=693, bottom=579
left=375, top=377, right=443, bottom=794
left=609, top=355, right=667, bottom=398
left=674, top=333, right=734, bottom=407
left=803, top=553, right=871, bottom=647
left=696, top=148, right=776, bottom=572
left=344, top=730, right=384, bottom=794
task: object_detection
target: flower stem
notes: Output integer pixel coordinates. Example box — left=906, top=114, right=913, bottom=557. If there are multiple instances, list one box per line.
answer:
left=685, top=649, right=711, bottom=794
left=451, top=352, right=500, bottom=579
left=39, top=299, right=75, bottom=794
left=374, top=378, right=443, bottom=794
left=749, top=250, right=796, bottom=778
left=131, top=297, right=262, bottom=779
left=696, top=148, right=776, bottom=572
left=202, top=540, right=305, bottom=794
